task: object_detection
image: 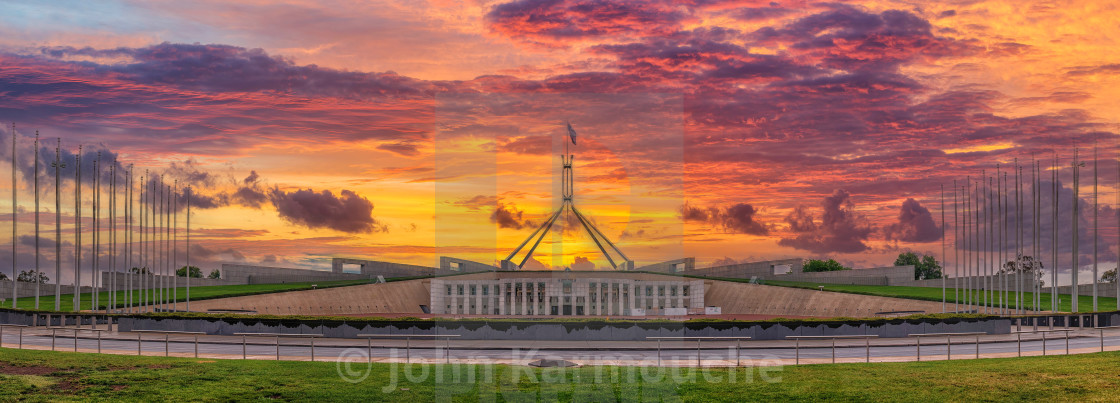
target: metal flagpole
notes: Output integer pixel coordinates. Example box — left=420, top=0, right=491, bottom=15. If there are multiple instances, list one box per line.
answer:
left=139, top=172, right=146, bottom=311
left=165, top=183, right=171, bottom=309
left=1092, top=144, right=1098, bottom=311
left=941, top=184, right=946, bottom=313
left=999, top=166, right=1008, bottom=315
left=33, top=131, right=39, bottom=310
left=125, top=166, right=131, bottom=313
left=51, top=139, right=63, bottom=311
left=10, top=123, right=16, bottom=309
left=94, top=153, right=100, bottom=312
left=186, top=186, right=190, bottom=311
left=110, top=163, right=116, bottom=312
left=73, top=147, right=81, bottom=311
left=1016, top=162, right=1022, bottom=314
left=1071, top=149, right=1080, bottom=313
left=157, top=177, right=163, bottom=311
left=1052, top=155, right=1058, bottom=311
left=1035, top=159, right=1041, bottom=312
left=1070, top=150, right=1079, bottom=313
left=172, top=180, right=177, bottom=312
left=966, top=179, right=972, bottom=310
left=954, top=180, right=959, bottom=313
left=1008, top=171, right=1016, bottom=313
left=990, top=175, right=996, bottom=313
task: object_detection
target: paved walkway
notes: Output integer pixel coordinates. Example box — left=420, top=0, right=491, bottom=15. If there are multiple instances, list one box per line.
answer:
left=2, top=325, right=1118, bottom=367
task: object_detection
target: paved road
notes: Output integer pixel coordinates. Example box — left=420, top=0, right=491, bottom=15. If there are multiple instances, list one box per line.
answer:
left=1, top=327, right=1117, bottom=366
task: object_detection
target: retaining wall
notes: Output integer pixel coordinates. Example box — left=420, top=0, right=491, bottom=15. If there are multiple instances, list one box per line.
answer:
left=116, top=315, right=1022, bottom=341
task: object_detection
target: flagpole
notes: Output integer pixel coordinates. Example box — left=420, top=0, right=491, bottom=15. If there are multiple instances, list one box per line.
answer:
left=52, top=139, right=63, bottom=311
left=953, top=180, right=959, bottom=313
left=941, top=184, right=946, bottom=313
left=73, top=147, right=81, bottom=311
left=10, top=123, right=16, bottom=309
left=1092, top=143, right=1098, bottom=311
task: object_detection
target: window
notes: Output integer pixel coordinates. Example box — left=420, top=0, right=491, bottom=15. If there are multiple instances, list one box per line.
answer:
left=482, top=285, right=489, bottom=296
left=683, top=286, right=690, bottom=297
left=670, top=286, right=677, bottom=297
left=447, top=286, right=452, bottom=296
left=658, top=286, right=665, bottom=296
left=646, top=286, right=653, bottom=297
left=457, top=285, right=464, bottom=295
left=470, top=286, right=476, bottom=296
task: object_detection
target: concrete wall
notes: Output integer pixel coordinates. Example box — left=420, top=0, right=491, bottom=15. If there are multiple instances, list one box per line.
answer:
left=0, top=279, right=93, bottom=300
left=686, top=260, right=913, bottom=286
left=637, top=258, right=695, bottom=273
left=706, top=280, right=958, bottom=317
left=685, top=258, right=806, bottom=279
left=901, top=274, right=1050, bottom=292
left=101, top=272, right=241, bottom=289
left=115, top=315, right=1019, bottom=341
left=175, top=280, right=431, bottom=315
left=222, top=264, right=369, bottom=284
left=439, top=257, right=498, bottom=273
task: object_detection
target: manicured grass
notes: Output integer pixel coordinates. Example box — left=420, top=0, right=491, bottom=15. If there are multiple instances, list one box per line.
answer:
left=3, top=347, right=1120, bottom=401
left=764, top=279, right=1118, bottom=313
left=2, top=280, right=372, bottom=312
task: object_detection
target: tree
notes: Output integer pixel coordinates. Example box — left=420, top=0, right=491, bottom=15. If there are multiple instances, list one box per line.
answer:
left=16, top=270, right=48, bottom=284
left=176, top=266, right=203, bottom=278
left=999, top=254, right=1045, bottom=286
left=207, top=269, right=220, bottom=279
left=130, top=267, right=150, bottom=275
left=802, top=259, right=850, bottom=272
left=1101, top=268, right=1117, bottom=284
left=894, top=252, right=942, bottom=280
left=0, top=272, right=7, bottom=281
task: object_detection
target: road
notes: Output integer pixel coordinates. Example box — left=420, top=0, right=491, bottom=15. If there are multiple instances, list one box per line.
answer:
left=1, top=327, right=1116, bottom=366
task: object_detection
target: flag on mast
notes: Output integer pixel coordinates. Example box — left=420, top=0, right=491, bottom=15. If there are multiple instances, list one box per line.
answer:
left=567, top=121, right=577, bottom=145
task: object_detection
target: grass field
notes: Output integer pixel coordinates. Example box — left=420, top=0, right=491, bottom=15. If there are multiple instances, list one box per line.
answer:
left=765, top=279, right=1119, bottom=313
left=2, top=347, right=1120, bottom=401
left=1, top=280, right=372, bottom=312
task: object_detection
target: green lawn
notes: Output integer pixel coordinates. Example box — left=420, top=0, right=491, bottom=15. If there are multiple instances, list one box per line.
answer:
left=2, top=346, right=1120, bottom=401
left=1, top=280, right=372, bottom=312
left=764, top=279, right=1119, bottom=313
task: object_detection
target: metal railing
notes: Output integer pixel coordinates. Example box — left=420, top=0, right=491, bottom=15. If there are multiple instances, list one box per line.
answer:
left=233, top=333, right=323, bottom=361
left=0, top=324, right=29, bottom=349
left=908, top=332, right=986, bottom=361
left=356, top=334, right=461, bottom=363
left=132, top=330, right=207, bottom=357
left=1014, top=328, right=1075, bottom=356
left=786, top=335, right=879, bottom=364
left=1094, top=326, right=1120, bottom=352
left=645, top=336, right=752, bottom=366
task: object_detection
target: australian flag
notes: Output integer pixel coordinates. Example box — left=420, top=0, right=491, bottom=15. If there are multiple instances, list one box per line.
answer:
left=566, top=122, right=577, bottom=145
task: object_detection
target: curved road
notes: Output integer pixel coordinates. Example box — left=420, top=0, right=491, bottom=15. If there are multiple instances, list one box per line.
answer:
left=1, top=327, right=1117, bottom=366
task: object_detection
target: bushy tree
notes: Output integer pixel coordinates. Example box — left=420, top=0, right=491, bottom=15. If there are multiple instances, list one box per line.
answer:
left=894, top=252, right=942, bottom=280
left=16, top=270, right=48, bottom=283
left=1101, top=268, right=1116, bottom=284
left=999, top=254, right=1045, bottom=286
left=0, top=272, right=7, bottom=281
left=176, top=266, right=203, bottom=278
left=207, top=269, right=220, bottom=279
left=130, top=267, right=150, bottom=274
left=802, top=259, right=850, bottom=272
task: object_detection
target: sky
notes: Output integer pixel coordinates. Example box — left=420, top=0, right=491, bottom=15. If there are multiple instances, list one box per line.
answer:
left=0, top=0, right=1118, bottom=286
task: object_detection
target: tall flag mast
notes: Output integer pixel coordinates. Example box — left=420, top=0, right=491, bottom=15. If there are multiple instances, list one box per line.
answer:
left=502, top=122, right=633, bottom=271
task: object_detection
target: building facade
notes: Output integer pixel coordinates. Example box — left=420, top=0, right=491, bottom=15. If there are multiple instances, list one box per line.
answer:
left=430, top=272, right=705, bottom=316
